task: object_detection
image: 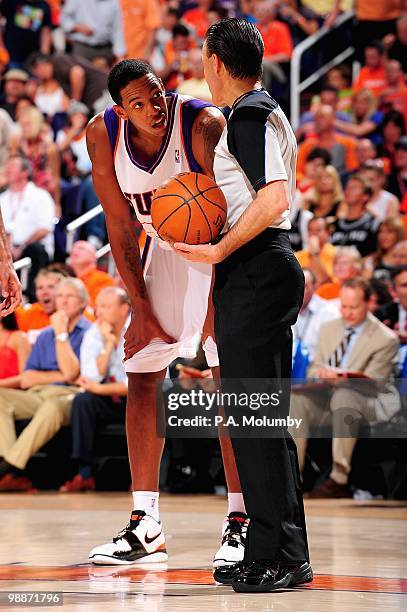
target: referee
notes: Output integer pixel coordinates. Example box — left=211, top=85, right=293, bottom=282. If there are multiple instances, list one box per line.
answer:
left=174, top=18, right=311, bottom=592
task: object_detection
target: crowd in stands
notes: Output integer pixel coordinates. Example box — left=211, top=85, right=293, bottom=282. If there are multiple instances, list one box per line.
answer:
left=0, top=0, right=406, bottom=497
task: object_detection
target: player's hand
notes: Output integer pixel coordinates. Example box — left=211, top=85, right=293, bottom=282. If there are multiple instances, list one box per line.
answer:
left=0, top=261, right=22, bottom=317
left=173, top=242, right=224, bottom=264
left=124, top=306, right=176, bottom=361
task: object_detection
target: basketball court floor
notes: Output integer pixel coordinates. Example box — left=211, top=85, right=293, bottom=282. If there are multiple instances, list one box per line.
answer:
left=0, top=493, right=406, bottom=611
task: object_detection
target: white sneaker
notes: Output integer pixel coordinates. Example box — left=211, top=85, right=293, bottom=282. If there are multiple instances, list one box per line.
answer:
left=89, top=511, right=168, bottom=565
left=213, top=512, right=249, bottom=568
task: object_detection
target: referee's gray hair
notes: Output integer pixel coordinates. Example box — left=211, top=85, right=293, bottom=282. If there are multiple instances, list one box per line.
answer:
left=56, top=277, right=89, bottom=307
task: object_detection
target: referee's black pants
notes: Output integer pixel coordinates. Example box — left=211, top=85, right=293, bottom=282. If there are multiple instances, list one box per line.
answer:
left=213, top=229, right=309, bottom=563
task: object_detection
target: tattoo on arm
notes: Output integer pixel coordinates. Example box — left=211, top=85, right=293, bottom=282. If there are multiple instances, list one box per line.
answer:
left=195, top=115, right=224, bottom=175
left=122, top=228, right=147, bottom=300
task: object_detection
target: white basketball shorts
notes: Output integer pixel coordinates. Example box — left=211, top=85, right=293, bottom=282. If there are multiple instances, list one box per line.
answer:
left=124, top=237, right=219, bottom=373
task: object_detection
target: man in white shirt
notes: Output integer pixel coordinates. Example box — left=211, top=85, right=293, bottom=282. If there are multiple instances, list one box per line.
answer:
left=293, top=269, right=340, bottom=361
left=0, top=155, right=55, bottom=300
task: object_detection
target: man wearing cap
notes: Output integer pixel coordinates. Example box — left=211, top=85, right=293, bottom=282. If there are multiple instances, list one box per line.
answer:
left=0, top=69, right=28, bottom=121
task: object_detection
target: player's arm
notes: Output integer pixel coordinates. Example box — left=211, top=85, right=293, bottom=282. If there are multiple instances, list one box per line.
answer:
left=191, top=107, right=226, bottom=178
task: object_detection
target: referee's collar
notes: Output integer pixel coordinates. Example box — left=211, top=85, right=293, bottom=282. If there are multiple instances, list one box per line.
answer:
left=231, top=87, right=267, bottom=111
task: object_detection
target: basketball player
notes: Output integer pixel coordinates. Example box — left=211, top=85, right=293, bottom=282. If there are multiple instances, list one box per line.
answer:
left=0, top=209, right=22, bottom=316
left=86, top=60, right=248, bottom=566
left=174, top=20, right=312, bottom=592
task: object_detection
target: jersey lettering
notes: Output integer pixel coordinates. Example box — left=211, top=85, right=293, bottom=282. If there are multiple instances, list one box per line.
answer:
left=124, top=191, right=155, bottom=216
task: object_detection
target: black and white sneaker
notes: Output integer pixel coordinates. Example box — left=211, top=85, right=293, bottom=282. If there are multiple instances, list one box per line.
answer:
left=213, top=512, right=249, bottom=568
left=89, top=511, right=168, bottom=565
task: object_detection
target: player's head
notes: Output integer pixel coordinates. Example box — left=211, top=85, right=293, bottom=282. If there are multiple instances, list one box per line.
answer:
left=107, top=59, right=167, bottom=138
left=203, top=18, right=264, bottom=106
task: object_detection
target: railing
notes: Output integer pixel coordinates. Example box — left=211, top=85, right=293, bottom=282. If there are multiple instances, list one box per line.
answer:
left=13, top=256, right=32, bottom=291
left=290, top=11, right=355, bottom=130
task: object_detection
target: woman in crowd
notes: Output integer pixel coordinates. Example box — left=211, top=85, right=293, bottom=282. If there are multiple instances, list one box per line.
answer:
left=0, top=311, right=30, bottom=388
left=363, top=217, right=405, bottom=278
left=334, top=89, right=384, bottom=145
left=379, top=110, right=406, bottom=170
left=360, top=160, right=400, bottom=220
left=304, top=164, right=345, bottom=222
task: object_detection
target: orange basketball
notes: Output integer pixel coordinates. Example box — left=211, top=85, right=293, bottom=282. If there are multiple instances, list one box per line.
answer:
left=151, top=172, right=227, bottom=245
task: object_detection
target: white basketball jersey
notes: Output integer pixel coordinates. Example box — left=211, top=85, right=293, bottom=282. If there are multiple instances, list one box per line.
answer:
left=103, top=93, right=211, bottom=249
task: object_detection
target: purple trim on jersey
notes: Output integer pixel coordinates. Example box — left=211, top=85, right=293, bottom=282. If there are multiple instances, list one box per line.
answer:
left=181, top=99, right=213, bottom=172
left=103, top=107, right=120, bottom=157
left=141, top=235, right=152, bottom=271
left=124, top=93, right=178, bottom=174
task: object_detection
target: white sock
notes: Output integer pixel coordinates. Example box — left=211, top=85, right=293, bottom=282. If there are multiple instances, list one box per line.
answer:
left=227, top=492, right=246, bottom=515
left=132, top=491, right=160, bottom=521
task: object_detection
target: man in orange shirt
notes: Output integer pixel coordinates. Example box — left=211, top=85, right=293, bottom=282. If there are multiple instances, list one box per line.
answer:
left=296, top=218, right=337, bottom=286
left=353, top=41, right=387, bottom=97
left=120, top=0, right=162, bottom=60
left=297, top=105, right=358, bottom=178
left=68, top=240, right=114, bottom=309
left=183, top=0, right=212, bottom=40
left=380, top=60, right=407, bottom=128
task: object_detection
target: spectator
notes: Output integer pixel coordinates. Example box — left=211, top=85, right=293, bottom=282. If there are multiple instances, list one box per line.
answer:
left=33, top=55, right=70, bottom=119
left=120, top=0, right=161, bottom=60
left=0, top=108, right=15, bottom=188
left=376, top=266, right=407, bottom=344
left=325, top=65, right=353, bottom=113
left=379, top=60, right=407, bottom=128
left=353, top=40, right=387, bottom=97
left=363, top=218, right=405, bottom=280
left=387, top=240, right=407, bottom=268
left=378, top=110, right=406, bottom=171
left=288, top=193, right=314, bottom=252
left=331, top=175, right=380, bottom=257
left=386, top=14, right=407, bottom=74
left=183, top=0, right=213, bottom=40
left=68, top=241, right=115, bottom=310
left=316, top=246, right=362, bottom=301
left=368, top=277, right=393, bottom=313
left=0, top=312, right=30, bottom=388
left=176, top=48, right=212, bottom=102
left=150, top=6, right=180, bottom=73
left=297, top=85, right=352, bottom=141
left=61, top=0, right=126, bottom=65
left=341, top=138, right=386, bottom=186
left=387, top=135, right=407, bottom=209
left=296, top=217, right=337, bottom=286
left=59, top=286, right=130, bottom=492
left=9, top=106, right=61, bottom=210
left=297, top=146, right=331, bottom=193
left=0, top=278, right=91, bottom=491
left=290, top=277, right=399, bottom=498
left=297, top=105, right=358, bottom=176
left=28, top=53, right=111, bottom=115
left=0, top=68, right=29, bottom=120
left=293, top=268, right=339, bottom=361
left=334, top=89, right=384, bottom=145
left=0, top=155, right=55, bottom=301
left=351, top=0, right=403, bottom=63
left=160, top=24, right=197, bottom=90
left=1, top=0, right=52, bottom=68
left=277, top=0, right=319, bottom=46
left=56, top=101, right=91, bottom=177
left=360, top=161, right=400, bottom=220
left=304, top=164, right=345, bottom=222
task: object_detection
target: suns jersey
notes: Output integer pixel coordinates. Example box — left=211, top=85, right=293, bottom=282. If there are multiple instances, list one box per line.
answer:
left=103, top=93, right=211, bottom=249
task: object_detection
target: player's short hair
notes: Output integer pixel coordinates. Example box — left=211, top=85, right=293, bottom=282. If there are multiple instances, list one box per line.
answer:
left=205, top=18, right=264, bottom=81
left=108, top=59, right=155, bottom=106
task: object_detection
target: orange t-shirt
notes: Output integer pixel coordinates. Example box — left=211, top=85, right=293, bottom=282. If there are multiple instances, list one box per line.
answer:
left=297, top=136, right=358, bottom=179
left=16, top=302, right=50, bottom=333
left=79, top=268, right=115, bottom=309
left=356, top=0, right=403, bottom=21
left=316, top=282, right=340, bottom=300
left=353, top=66, right=387, bottom=96
left=183, top=8, right=210, bottom=40
left=258, top=21, right=293, bottom=59
left=381, top=86, right=407, bottom=129
left=120, top=0, right=162, bottom=59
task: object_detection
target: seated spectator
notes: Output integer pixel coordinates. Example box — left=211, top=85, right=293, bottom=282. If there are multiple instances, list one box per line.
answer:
left=1, top=0, right=51, bottom=68
left=59, top=287, right=130, bottom=492
left=183, top=0, right=213, bottom=40
left=368, top=278, right=393, bottom=313
left=0, top=69, right=29, bottom=121
left=15, top=268, right=63, bottom=344
left=304, top=164, right=345, bottom=222
left=359, top=161, right=400, bottom=220
left=160, top=24, right=197, bottom=91
left=9, top=106, right=61, bottom=211
left=33, top=55, right=70, bottom=119
left=316, top=246, right=362, bottom=301
left=290, top=277, right=399, bottom=498
left=120, top=0, right=162, bottom=61
left=296, top=146, right=331, bottom=193
left=177, top=48, right=212, bottom=102
left=341, top=138, right=392, bottom=186
left=0, top=278, right=91, bottom=491
left=150, top=6, right=180, bottom=73
left=376, top=266, right=407, bottom=344
left=363, top=218, right=405, bottom=280
left=325, top=66, right=353, bottom=114
left=386, top=14, right=407, bottom=73
left=296, top=217, right=337, bottom=286
left=56, top=101, right=91, bottom=177
left=387, top=240, right=407, bottom=268
left=0, top=312, right=30, bottom=389
left=353, top=41, right=387, bottom=97
left=0, top=155, right=56, bottom=302
left=331, top=175, right=380, bottom=257
left=297, top=85, right=351, bottom=141
left=378, top=110, right=406, bottom=171
left=293, top=268, right=340, bottom=361
left=297, top=105, right=358, bottom=177
left=288, top=193, right=314, bottom=252
left=334, top=89, right=384, bottom=146
left=68, top=241, right=115, bottom=310
left=379, top=60, right=407, bottom=129
left=387, top=136, right=407, bottom=210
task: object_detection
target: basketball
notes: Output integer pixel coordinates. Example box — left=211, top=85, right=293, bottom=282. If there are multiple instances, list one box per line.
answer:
left=150, top=172, right=227, bottom=245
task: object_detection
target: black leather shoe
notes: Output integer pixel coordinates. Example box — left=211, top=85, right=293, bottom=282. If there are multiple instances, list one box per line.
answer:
left=232, top=560, right=291, bottom=593
left=285, top=561, right=313, bottom=585
left=213, top=561, right=252, bottom=585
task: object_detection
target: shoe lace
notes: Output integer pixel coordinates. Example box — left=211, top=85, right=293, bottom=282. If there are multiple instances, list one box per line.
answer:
left=222, top=516, right=248, bottom=545
left=113, top=512, right=145, bottom=543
